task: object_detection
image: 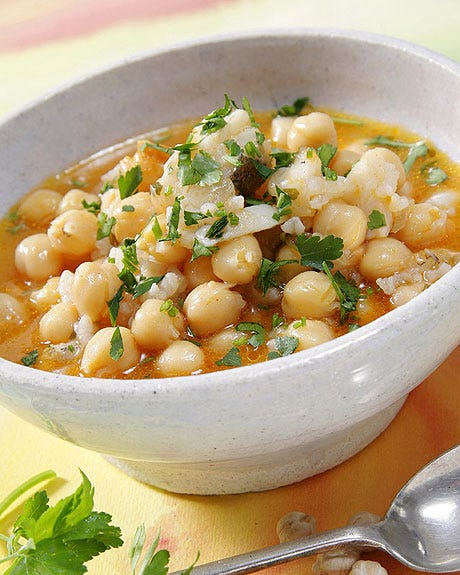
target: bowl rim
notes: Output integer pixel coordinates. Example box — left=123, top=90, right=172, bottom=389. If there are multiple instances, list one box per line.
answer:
left=1, top=27, right=459, bottom=396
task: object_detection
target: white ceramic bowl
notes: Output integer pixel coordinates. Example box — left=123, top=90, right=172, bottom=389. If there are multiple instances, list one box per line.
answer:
left=0, top=30, right=459, bottom=494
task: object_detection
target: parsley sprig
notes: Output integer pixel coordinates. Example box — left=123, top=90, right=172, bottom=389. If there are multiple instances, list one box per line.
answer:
left=322, top=262, right=361, bottom=321
left=0, top=471, right=122, bottom=574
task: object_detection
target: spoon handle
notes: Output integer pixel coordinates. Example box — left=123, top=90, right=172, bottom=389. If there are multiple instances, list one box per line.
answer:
left=171, top=525, right=381, bottom=575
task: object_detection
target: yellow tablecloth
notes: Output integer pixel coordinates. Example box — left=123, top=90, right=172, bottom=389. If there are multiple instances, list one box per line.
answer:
left=0, top=1, right=459, bottom=573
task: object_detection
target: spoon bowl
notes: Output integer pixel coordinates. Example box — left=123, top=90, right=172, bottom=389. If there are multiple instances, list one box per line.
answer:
left=175, top=445, right=460, bottom=574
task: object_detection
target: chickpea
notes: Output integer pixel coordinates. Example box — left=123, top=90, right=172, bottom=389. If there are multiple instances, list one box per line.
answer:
left=204, top=328, right=239, bottom=356
left=131, top=298, right=185, bottom=351
left=183, top=281, right=245, bottom=337
left=183, top=256, right=218, bottom=290
left=48, top=209, right=98, bottom=257
left=39, top=302, right=78, bottom=343
left=71, top=261, right=121, bottom=321
left=396, top=203, right=448, bottom=249
left=0, top=293, right=26, bottom=325
left=157, top=340, right=204, bottom=377
left=57, top=189, right=99, bottom=214
left=313, top=201, right=367, bottom=251
left=17, top=188, right=62, bottom=225
left=313, top=548, right=361, bottom=575
left=211, top=235, right=262, bottom=284
left=112, top=193, right=153, bottom=242
left=275, top=244, right=304, bottom=283
left=390, top=282, right=425, bottom=307
left=271, top=116, right=295, bottom=148
left=138, top=214, right=188, bottom=264
left=329, top=149, right=361, bottom=176
left=285, top=319, right=334, bottom=350
left=81, top=326, right=140, bottom=376
left=350, top=561, right=388, bottom=575
left=15, top=233, right=63, bottom=281
left=360, top=238, right=415, bottom=281
left=287, top=112, right=338, bottom=152
left=282, top=271, right=338, bottom=319
left=277, top=512, right=316, bottom=543
left=30, top=276, right=61, bottom=311
left=371, top=147, right=406, bottom=190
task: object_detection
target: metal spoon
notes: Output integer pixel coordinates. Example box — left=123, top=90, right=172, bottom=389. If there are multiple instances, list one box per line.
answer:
left=173, top=444, right=460, bottom=575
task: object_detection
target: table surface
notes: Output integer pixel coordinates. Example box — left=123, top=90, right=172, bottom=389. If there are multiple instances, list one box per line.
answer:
left=0, top=1, right=459, bottom=574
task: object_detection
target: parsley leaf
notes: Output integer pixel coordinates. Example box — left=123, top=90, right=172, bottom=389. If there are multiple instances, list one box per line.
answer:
left=267, top=336, right=299, bottom=359
left=71, top=178, right=87, bottom=188
left=257, top=257, right=297, bottom=295
left=2, top=471, right=122, bottom=574
left=184, top=211, right=209, bottom=226
left=82, top=199, right=101, bottom=215
left=107, top=286, right=124, bottom=326
left=425, top=166, right=448, bottom=185
left=132, top=276, right=164, bottom=299
left=161, top=197, right=182, bottom=243
left=367, top=210, right=387, bottom=230
left=191, top=239, right=219, bottom=261
left=223, top=139, right=243, bottom=166
left=110, top=327, right=124, bottom=360
left=191, top=151, right=222, bottom=186
left=205, top=215, right=228, bottom=239
left=272, top=185, right=293, bottom=221
left=20, top=349, right=39, bottom=367
left=403, top=141, right=428, bottom=172
left=159, top=299, right=179, bottom=317
left=322, top=263, right=361, bottom=321
left=295, top=234, right=343, bottom=270
left=215, top=346, right=242, bottom=367
left=235, top=322, right=266, bottom=348
left=118, top=165, right=142, bottom=199
left=197, top=94, right=235, bottom=136
left=316, top=144, right=338, bottom=180
left=277, top=97, right=309, bottom=117
left=270, top=149, right=296, bottom=169
left=96, top=212, right=116, bottom=240
left=364, top=135, right=413, bottom=148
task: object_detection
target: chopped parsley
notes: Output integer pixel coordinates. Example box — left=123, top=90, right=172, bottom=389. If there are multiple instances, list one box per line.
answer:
left=107, top=286, right=124, bottom=326
left=403, top=141, right=428, bottom=172
left=118, top=165, right=142, bottom=199
left=215, top=346, right=242, bottom=367
left=82, top=199, right=101, bottom=214
left=21, top=349, right=39, bottom=366
left=151, top=216, right=163, bottom=240
left=277, top=97, right=309, bottom=117
left=364, top=135, right=413, bottom=148
left=191, top=239, right=219, bottom=261
left=160, top=299, right=179, bottom=317
left=161, top=196, right=182, bottom=243
left=110, top=327, right=124, bottom=360
left=425, top=166, right=448, bottom=185
left=205, top=215, right=228, bottom=239
left=322, top=263, right=361, bottom=321
left=267, top=336, right=299, bottom=359
left=223, top=139, right=243, bottom=166
left=177, top=145, right=222, bottom=187
left=70, top=177, right=87, bottom=188
left=367, top=210, right=387, bottom=230
left=316, top=144, right=338, bottom=180
left=251, top=159, right=273, bottom=179
left=228, top=212, right=239, bottom=226
left=270, top=149, right=296, bottom=169
left=197, top=94, right=236, bottom=136
left=132, top=275, right=164, bottom=299
left=184, top=210, right=210, bottom=226
left=272, top=185, right=293, bottom=221
left=122, top=204, right=135, bottom=212
left=292, top=316, right=307, bottom=329
left=272, top=313, right=285, bottom=329
left=97, top=212, right=116, bottom=240
left=295, top=233, right=343, bottom=270
left=257, top=257, right=297, bottom=295
left=244, top=141, right=261, bottom=159
left=235, top=322, right=266, bottom=349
